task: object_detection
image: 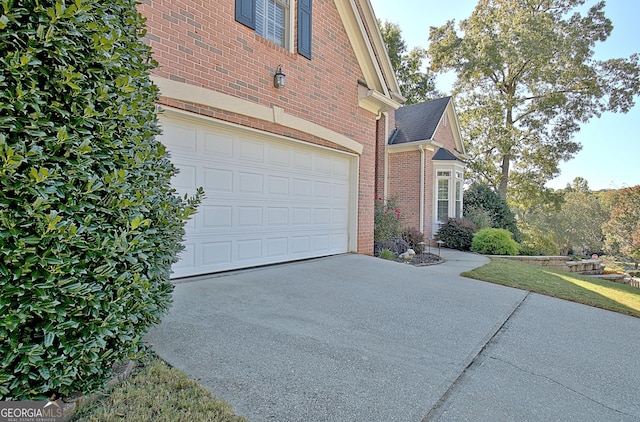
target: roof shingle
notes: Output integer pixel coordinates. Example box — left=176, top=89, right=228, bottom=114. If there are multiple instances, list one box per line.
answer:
left=389, top=96, right=451, bottom=145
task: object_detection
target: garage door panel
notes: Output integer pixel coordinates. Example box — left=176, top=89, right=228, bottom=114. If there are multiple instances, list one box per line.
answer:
left=200, top=168, right=229, bottom=193
left=238, top=139, right=265, bottom=163
left=203, top=131, right=233, bottom=156
left=160, top=114, right=353, bottom=278
left=293, top=151, right=313, bottom=169
left=267, top=207, right=289, bottom=225
left=267, top=176, right=290, bottom=195
left=162, top=121, right=197, bottom=152
left=201, top=242, right=232, bottom=267
left=266, top=238, right=289, bottom=257
left=202, top=205, right=232, bottom=228
left=268, top=146, right=291, bottom=166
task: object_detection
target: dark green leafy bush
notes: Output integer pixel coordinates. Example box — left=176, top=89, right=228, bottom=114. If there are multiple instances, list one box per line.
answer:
left=464, top=183, right=520, bottom=241
left=437, top=218, right=478, bottom=251
left=471, top=228, right=520, bottom=255
left=0, top=0, right=202, bottom=399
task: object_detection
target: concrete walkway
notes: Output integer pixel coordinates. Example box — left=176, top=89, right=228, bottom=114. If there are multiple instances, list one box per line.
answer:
left=146, top=250, right=640, bottom=421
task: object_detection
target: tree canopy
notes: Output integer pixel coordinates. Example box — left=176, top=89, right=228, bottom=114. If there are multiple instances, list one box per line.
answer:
left=379, top=20, right=441, bottom=104
left=603, top=185, right=640, bottom=264
left=428, top=0, right=640, bottom=200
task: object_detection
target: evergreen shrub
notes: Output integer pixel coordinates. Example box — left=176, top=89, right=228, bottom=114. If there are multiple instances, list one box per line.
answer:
left=437, top=218, right=478, bottom=251
left=0, top=0, right=202, bottom=399
left=471, top=228, right=520, bottom=255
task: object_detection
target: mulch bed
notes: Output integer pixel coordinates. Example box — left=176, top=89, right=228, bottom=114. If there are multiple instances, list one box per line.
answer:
left=397, top=252, right=444, bottom=266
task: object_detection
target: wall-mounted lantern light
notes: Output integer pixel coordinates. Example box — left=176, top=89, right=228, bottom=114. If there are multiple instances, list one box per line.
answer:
left=274, top=65, right=286, bottom=88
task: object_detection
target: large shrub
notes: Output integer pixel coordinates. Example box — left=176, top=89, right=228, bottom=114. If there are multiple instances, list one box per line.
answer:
left=464, top=183, right=520, bottom=241
left=437, top=218, right=477, bottom=251
left=0, top=1, right=201, bottom=399
left=374, top=195, right=402, bottom=242
left=471, top=228, right=520, bottom=255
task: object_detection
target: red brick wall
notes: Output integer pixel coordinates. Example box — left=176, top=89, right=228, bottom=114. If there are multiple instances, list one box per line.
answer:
left=387, top=151, right=421, bottom=231
left=433, top=120, right=457, bottom=152
left=138, top=0, right=379, bottom=254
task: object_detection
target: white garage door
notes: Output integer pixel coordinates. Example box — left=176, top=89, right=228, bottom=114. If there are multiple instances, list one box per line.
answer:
left=158, top=112, right=356, bottom=278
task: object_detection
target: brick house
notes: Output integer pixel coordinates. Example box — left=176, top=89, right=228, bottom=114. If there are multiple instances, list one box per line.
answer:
left=138, top=0, right=404, bottom=277
left=382, top=97, right=467, bottom=241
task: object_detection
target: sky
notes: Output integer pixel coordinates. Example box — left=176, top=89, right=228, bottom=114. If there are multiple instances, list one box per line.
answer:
left=369, top=0, right=640, bottom=191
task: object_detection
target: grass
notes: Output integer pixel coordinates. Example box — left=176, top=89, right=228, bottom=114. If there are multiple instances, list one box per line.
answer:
left=70, top=356, right=247, bottom=422
left=462, top=258, right=640, bottom=318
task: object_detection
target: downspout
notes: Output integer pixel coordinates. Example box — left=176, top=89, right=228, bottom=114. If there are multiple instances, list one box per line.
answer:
left=418, top=144, right=425, bottom=234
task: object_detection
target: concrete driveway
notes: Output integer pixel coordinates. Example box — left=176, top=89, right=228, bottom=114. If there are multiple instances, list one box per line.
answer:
left=146, top=250, right=640, bottom=421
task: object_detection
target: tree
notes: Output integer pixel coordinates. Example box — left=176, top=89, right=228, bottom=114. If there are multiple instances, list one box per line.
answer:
left=379, top=20, right=441, bottom=104
left=0, top=0, right=201, bottom=399
left=428, top=0, right=640, bottom=200
left=463, top=182, right=520, bottom=241
left=521, top=178, right=609, bottom=255
left=603, top=185, right=640, bottom=267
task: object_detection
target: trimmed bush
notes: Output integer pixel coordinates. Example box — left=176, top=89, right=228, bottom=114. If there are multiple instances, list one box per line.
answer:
left=0, top=1, right=202, bottom=399
left=437, top=218, right=478, bottom=251
left=471, top=228, right=520, bottom=255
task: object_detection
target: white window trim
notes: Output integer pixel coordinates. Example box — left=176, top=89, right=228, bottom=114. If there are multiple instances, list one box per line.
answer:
left=433, top=163, right=465, bottom=234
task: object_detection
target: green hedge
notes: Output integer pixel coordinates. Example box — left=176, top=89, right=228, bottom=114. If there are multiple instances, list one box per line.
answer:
left=471, top=228, right=519, bottom=255
left=0, top=0, right=202, bottom=399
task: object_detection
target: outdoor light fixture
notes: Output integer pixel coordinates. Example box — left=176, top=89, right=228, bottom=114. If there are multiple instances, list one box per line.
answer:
left=274, top=65, right=286, bottom=88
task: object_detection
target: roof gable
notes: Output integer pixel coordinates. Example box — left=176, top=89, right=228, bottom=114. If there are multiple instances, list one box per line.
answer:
left=389, top=96, right=466, bottom=156
left=432, top=148, right=461, bottom=161
left=334, top=0, right=404, bottom=113
left=390, top=97, right=450, bottom=144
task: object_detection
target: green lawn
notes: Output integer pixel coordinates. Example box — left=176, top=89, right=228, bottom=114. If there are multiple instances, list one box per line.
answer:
left=70, top=357, right=246, bottom=422
left=462, top=258, right=640, bottom=318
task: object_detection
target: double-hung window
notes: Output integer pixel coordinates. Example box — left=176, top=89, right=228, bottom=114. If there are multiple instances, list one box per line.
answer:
left=236, top=0, right=313, bottom=59
left=255, top=0, right=288, bottom=48
left=435, top=169, right=464, bottom=226
left=437, top=171, right=451, bottom=223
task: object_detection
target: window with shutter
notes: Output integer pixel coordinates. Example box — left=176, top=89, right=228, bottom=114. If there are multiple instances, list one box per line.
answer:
left=297, top=0, right=312, bottom=59
left=235, top=0, right=312, bottom=58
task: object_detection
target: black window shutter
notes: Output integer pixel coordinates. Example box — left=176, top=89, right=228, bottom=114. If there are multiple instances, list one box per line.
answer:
left=297, top=0, right=312, bottom=59
left=235, top=0, right=255, bottom=29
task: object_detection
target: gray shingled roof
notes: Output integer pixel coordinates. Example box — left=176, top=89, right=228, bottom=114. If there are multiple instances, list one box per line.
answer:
left=432, top=148, right=459, bottom=161
left=389, top=96, right=451, bottom=145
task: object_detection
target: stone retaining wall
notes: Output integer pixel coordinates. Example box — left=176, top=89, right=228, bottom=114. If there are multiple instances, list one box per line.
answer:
left=494, top=256, right=604, bottom=275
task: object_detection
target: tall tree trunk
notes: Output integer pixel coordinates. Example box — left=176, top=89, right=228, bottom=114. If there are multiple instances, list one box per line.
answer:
left=498, top=105, right=514, bottom=200
left=498, top=153, right=510, bottom=200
